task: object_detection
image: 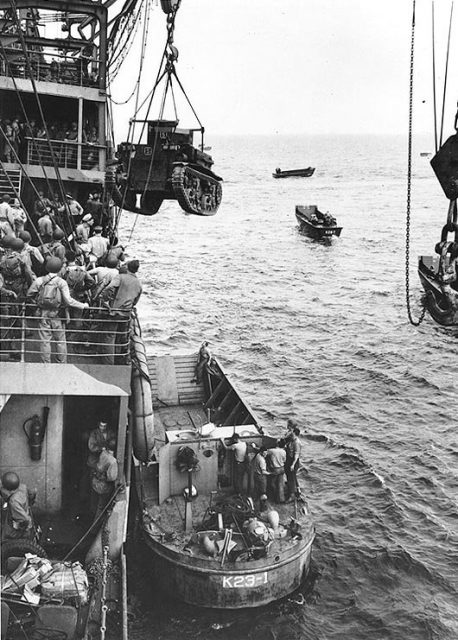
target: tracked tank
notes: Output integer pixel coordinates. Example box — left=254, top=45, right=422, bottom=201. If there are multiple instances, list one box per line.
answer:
left=108, top=119, right=223, bottom=216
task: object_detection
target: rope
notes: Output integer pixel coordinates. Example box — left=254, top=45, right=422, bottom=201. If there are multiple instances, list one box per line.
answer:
left=8, top=1, right=76, bottom=237
left=0, top=37, right=56, bottom=203
left=439, top=2, right=454, bottom=148
left=108, top=0, right=150, bottom=106
left=62, top=484, right=123, bottom=561
left=406, top=0, right=427, bottom=327
left=0, top=149, right=43, bottom=246
left=432, top=1, right=438, bottom=153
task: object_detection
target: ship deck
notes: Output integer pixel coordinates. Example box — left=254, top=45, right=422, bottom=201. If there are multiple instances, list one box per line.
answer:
left=142, top=490, right=314, bottom=564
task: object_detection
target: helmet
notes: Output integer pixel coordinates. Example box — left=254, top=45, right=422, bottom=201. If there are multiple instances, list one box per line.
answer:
left=1, top=471, right=20, bottom=491
left=127, top=259, right=139, bottom=273
left=10, top=237, right=24, bottom=251
left=19, top=230, right=31, bottom=243
left=105, top=253, right=118, bottom=268
left=52, top=228, right=65, bottom=240
left=45, top=257, right=63, bottom=273
left=0, top=234, right=14, bottom=248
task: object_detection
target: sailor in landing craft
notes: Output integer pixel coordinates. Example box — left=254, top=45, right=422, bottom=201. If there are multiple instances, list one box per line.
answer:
left=191, top=340, right=212, bottom=383
left=220, top=433, right=247, bottom=494
left=285, top=426, right=302, bottom=502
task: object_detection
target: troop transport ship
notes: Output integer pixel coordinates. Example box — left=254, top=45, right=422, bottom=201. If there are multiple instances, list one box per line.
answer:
left=0, top=1, right=314, bottom=632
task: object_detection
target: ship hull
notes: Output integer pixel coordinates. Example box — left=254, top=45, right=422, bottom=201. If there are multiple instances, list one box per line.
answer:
left=142, top=530, right=314, bottom=608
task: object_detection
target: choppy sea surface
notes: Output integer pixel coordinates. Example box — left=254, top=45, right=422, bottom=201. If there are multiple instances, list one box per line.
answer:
left=121, top=134, right=458, bottom=640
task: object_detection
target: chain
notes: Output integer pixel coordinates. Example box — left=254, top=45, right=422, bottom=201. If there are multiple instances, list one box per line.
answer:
left=406, top=0, right=427, bottom=327
left=99, top=545, right=109, bottom=640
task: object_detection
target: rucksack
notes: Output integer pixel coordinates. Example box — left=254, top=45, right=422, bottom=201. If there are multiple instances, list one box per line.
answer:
left=65, top=267, right=86, bottom=294
left=0, top=254, right=23, bottom=283
left=37, top=276, right=62, bottom=310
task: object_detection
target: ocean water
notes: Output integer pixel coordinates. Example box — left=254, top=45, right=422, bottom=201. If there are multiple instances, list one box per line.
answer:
left=122, top=134, right=458, bottom=640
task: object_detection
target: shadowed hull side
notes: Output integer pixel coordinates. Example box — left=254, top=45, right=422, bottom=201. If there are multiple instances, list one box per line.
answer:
left=418, top=256, right=458, bottom=326
left=142, top=531, right=314, bottom=609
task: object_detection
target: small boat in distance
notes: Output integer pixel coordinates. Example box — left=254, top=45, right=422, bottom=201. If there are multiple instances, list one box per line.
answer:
left=420, top=152, right=432, bottom=157
left=273, top=167, right=315, bottom=179
left=295, top=205, right=342, bottom=239
left=204, top=145, right=212, bottom=151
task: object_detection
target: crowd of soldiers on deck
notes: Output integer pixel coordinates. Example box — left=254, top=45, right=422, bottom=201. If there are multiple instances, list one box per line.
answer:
left=0, top=189, right=142, bottom=364
left=0, top=116, right=100, bottom=169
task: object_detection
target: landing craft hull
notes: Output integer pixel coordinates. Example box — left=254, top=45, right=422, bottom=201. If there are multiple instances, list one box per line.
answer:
left=142, top=529, right=314, bottom=608
left=132, top=353, right=315, bottom=609
left=273, top=167, right=315, bottom=178
left=295, top=206, right=342, bottom=239
left=418, top=256, right=458, bottom=326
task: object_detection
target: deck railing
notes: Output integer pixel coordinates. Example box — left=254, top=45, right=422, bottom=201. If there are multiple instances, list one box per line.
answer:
left=0, top=301, right=131, bottom=364
left=25, top=138, right=105, bottom=171
left=0, top=48, right=100, bottom=88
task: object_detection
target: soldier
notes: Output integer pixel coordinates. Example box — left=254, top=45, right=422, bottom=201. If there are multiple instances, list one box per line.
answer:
left=0, top=194, right=15, bottom=237
left=90, top=438, right=118, bottom=520
left=220, top=434, right=247, bottom=494
left=27, top=257, right=88, bottom=363
left=0, top=472, right=36, bottom=540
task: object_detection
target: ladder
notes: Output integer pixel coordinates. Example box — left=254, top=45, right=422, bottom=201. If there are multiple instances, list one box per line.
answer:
left=0, top=167, right=22, bottom=199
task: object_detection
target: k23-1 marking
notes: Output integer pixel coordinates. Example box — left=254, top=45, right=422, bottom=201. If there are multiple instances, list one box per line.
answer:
left=222, top=572, right=268, bottom=588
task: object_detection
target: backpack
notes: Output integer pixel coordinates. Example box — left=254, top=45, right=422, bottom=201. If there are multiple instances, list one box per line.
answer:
left=0, top=254, right=23, bottom=283
left=37, top=276, right=62, bottom=310
left=65, top=267, right=86, bottom=294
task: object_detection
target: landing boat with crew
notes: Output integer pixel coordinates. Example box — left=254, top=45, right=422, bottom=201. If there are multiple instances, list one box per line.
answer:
left=131, top=352, right=315, bottom=609
left=273, top=167, right=315, bottom=179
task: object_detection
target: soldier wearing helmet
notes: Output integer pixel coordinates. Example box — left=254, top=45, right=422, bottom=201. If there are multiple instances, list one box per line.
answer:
left=19, top=230, right=44, bottom=275
left=0, top=472, right=35, bottom=540
left=0, top=236, right=34, bottom=298
left=40, top=227, right=67, bottom=264
left=88, top=254, right=120, bottom=304
left=27, top=257, right=89, bottom=363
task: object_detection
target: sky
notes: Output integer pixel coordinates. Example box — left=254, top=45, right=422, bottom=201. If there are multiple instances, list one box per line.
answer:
left=110, top=0, right=458, bottom=138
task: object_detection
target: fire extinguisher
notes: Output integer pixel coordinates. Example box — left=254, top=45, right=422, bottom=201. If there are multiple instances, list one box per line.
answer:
left=23, top=407, right=49, bottom=461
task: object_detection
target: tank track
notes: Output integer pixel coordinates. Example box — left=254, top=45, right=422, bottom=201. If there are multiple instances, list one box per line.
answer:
left=172, top=164, right=222, bottom=216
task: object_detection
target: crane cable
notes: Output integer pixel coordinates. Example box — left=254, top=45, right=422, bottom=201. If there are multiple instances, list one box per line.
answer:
left=406, top=0, right=427, bottom=326
left=107, top=0, right=151, bottom=238
left=439, top=2, right=454, bottom=148
left=432, top=2, right=438, bottom=153
left=123, top=4, right=181, bottom=243
left=108, top=0, right=150, bottom=106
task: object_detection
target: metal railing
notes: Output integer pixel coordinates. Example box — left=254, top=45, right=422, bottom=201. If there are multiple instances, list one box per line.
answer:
left=0, top=47, right=100, bottom=88
left=25, top=138, right=106, bottom=171
left=0, top=301, right=131, bottom=364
